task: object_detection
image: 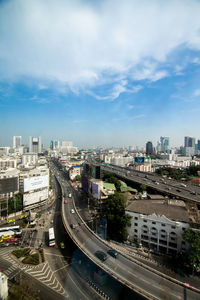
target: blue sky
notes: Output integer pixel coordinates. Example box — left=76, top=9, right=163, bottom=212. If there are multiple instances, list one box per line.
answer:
left=1, top=0, right=200, bottom=148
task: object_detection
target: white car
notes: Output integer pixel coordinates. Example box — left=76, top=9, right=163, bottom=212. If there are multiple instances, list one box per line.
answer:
left=71, top=209, right=75, bottom=214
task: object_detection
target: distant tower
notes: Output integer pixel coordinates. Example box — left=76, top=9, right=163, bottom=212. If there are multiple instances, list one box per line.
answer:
left=146, top=141, right=153, bottom=155
left=29, top=136, right=42, bottom=153
left=13, top=136, right=22, bottom=149
left=160, top=137, right=169, bottom=153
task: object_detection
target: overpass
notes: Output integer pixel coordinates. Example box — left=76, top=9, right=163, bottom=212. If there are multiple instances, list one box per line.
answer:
left=101, top=164, right=200, bottom=205
left=51, top=161, right=200, bottom=300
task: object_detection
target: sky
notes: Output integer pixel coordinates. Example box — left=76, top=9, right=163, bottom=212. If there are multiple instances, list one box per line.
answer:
left=0, top=0, right=200, bottom=149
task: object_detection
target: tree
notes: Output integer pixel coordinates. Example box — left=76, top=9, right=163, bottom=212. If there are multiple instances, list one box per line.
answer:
left=103, top=172, right=121, bottom=191
left=103, top=193, right=132, bottom=242
left=140, top=184, right=146, bottom=192
left=183, top=228, right=200, bottom=272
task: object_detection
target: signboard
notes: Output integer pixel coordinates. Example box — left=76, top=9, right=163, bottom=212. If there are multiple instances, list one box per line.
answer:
left=81, top=175, right=88, bottom=192
left=135, top=157, right=145, bottom=164
left=23, top=188, right=48, bottom=207
left=92, top=182, right=98, bottom=199
left=24, top=175, right=49, bottom=192
left=0, top=177, right=18, bottom=194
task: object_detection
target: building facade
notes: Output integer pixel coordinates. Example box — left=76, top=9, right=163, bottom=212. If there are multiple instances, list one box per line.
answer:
left=29, top=136, right=42, bottom=153
left=126, top=200, right=190, bottom=254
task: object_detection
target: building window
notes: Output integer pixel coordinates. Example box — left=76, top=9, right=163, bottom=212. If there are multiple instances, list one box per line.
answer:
left=141, top=235, right=148, bottom=240
left=161, top=229, right=166, bottom=233
left=134, top=229, right=138, bottom=233
left=142, top=225, right=148, bottom=228
left=182, top=227, right=186, bottom=231
left=169, top=242, right=177, bottom=248
left=171, top=226, right=176, bottom=229
left=170, top=232, right=176, bottom=236
left=161, top=234, right=166, bottom=239
left=143, top=230, right=148, bottom=234
left=143, top=219, right=147, bottom=223
left=151, top=237, right=157, bottom=242
left=170, top=237, right=175, bottom=241
left=182, top=241, right=185, bottom=245
left=161, top=224, right=166, bottom=227
left=152, top=232, right=157, bottom=236
left=152, top=221, right=156, bottom=224
left=134, top=217, right=138, bottom=220
left=134, top=223, right=138, bottom=226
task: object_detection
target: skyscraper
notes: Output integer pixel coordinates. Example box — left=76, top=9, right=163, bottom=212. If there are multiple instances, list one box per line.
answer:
left=146, top=141, right=153, bottom=155
left=29, top=136, right=42, bottom=153
left=13, top=136, right=22, bottom=148
left=184, top=136, right=195, bottom=148
left=160, top=136, right=169, bottom=153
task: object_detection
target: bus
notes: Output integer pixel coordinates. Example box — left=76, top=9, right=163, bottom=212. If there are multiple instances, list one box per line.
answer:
left=48, top=227, right=55, bottom=247
left=0, top=226, right=22, bottom=238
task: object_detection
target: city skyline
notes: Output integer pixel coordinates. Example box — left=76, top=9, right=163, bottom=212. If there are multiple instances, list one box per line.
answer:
left=1, top=0, right=200, bottom=148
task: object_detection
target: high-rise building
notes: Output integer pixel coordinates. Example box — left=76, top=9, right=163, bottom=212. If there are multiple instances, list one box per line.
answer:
left=50, top=140, right=54, bottom=150
left=160, top=136, right=169, bottom=153
left=184, top=136, right=195, bottom=148
left=197, top=140, right=200, bottom=151
left=29, top=136, right=42, bottom=153
left=146, top=141, right=153, bottom=155
left=13, top=136, right=22, bottom=149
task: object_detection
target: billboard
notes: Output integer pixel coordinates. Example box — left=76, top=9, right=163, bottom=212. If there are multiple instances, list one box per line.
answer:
left=135, top=157, right=145, bottom=164
left=81, top=175, right=88, bottom=192
left=0, top=177, right=18, bottom=194
left=92, top=182, right=99, bottom=199
left=23, top=188, right=48, bottom=207
left=24, top=175, right=49, bottom=192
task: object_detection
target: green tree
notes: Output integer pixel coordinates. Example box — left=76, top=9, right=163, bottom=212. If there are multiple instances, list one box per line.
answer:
left=103, top=193, right=132, bottom=242
left=74, top=175, right=81, bottom=181
left=103, top=172, right=121, bottom=191
left=183, top=228, right=200, bottom=272
left=140, top=184, right=146, bottom=192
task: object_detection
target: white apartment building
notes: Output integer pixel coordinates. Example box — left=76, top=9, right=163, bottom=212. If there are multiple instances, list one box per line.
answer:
left=0, top=157, right=17, bottom=169
left=0, top=147, right=10, bottom=156
left=22, top=153, right=38, bottom=166
left=13, top=136, right=22, bottom=149
left=0, top=168, right=20, bottom=200
left=126, top=199, right=190, bottom=254
left=69, top=166, right=81, bottom=180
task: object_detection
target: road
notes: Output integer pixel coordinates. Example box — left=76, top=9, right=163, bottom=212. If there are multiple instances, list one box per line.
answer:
left=51, top=160, right=200, bottom=300
left=102, top=164, right=200, bottom=204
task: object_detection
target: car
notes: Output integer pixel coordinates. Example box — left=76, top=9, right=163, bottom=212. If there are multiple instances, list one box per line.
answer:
left=60, top=242, right=65, bottom=249
left=64, top=200, right=68, bottom=204
left=107, top=249, right=118, bottom=258
left=71, top=209, right=75, bottom=214
left=70, top=224, right=76, bottom=229
left=95, top=250, right=107, bottom=261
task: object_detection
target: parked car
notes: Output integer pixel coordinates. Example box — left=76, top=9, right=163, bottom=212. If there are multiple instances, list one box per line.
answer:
left=64, top=200, right=68, bottom=204
left=70, top=224, right=76, bottom=229
left=95, top=250, right=107, bottom=261
left=71, top=209, right=75, bottom=214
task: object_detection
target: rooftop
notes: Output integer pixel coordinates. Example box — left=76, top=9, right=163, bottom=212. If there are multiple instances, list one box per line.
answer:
left=126, top=199, right=190, bottom=223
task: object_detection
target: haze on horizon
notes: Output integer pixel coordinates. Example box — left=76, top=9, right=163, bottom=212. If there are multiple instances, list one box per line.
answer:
left=0, top=0, right=200, bottom=148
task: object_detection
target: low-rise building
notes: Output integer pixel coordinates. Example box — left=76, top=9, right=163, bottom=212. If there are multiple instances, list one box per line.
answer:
left=126, top=199, right=190, bottom=254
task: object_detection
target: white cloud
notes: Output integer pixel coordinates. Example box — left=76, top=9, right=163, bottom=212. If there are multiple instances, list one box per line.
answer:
left=193, top=89, right=200, bottom=96
left=0, top=0, right=200, bottom=95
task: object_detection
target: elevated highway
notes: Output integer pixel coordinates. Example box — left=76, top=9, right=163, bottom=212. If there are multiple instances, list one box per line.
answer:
left=101, top=164, right=200, bottom=204
left=51, top=161, right=200, bottom=300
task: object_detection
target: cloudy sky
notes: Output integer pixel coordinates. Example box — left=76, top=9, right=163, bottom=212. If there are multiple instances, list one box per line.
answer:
left=1, top=0, right=200, bottom=148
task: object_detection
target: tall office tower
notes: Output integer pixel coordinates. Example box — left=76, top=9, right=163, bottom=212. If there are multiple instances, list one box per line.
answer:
left=13, top=136, right=22, bottom=148
left=146, top=141, right=153, bottom=155
left=184, top=136, right=195, bottom=148
left=50, top=140, right=54, bottom=150
left=197, top=140, right=200, bottom=151
left=160, top=136, right=169, bottom=153
left=29, top=136, right=42, bottom=153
